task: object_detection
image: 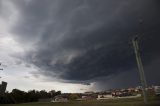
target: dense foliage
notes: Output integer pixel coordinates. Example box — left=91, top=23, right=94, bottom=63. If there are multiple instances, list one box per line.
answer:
left=0, top=89, right=61, bottom=104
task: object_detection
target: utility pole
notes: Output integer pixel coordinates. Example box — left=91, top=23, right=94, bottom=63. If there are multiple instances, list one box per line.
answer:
left=132, top=36, right=147, bottom=104
left=0, top=62, right=3, bottom=79
left=0, top=62, right=3, bottom=70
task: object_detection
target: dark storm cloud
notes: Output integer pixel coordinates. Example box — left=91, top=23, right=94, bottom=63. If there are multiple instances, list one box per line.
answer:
left=0, top=0, right=11, bottom=19
left=6, top=0, right=160, bottom=86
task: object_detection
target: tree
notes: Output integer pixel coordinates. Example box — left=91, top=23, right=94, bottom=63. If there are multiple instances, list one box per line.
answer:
left=11, top=89, right=26, bottom=103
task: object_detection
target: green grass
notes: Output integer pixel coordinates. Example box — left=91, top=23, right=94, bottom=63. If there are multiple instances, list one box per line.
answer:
left=1, top=98, right=160, bottom=106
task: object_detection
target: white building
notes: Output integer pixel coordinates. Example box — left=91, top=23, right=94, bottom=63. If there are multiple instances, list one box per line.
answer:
left=97, top=94, right=113, bottom=100
left=154, top=86, right=160, bottom=95
left=51, top=95, right=68, bottom=102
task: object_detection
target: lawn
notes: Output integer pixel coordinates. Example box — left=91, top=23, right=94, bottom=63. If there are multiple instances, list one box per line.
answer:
left=1, top=98, right=160, bottom=106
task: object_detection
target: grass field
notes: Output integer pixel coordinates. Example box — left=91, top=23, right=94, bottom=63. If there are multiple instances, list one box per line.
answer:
left=1, top=98, right=160, bottom=106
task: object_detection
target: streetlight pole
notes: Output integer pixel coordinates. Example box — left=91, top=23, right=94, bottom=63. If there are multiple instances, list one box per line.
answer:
left=132, top=36, right=147, bottom=104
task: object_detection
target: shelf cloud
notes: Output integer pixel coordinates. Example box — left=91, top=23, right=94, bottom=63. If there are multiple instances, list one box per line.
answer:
left=0, top=0, right=160, bottom=89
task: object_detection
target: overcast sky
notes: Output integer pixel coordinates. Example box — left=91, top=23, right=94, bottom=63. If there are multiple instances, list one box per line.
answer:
left=0, top=0, right=160, bottom=93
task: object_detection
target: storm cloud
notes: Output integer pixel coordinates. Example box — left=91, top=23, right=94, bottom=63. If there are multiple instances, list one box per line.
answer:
left=2, top=0, right=160, bottom=88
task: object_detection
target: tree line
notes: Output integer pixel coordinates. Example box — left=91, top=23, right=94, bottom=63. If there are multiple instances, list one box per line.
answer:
left=0, top=89, right=61, bottom=104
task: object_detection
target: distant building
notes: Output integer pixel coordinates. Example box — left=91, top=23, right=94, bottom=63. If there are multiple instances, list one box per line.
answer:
left=97, top=94, right=113, bottom=100
left=97, top=90, right=113, bottom=100
left=84, top=91, right=94, bottom=95
left=51, top=95, right=68, bottom=102
left=154, top=86, right=160, bottom=96
left=81, top=95, right=95, bottom=100
left=0, top=81, right=7, bottom=95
